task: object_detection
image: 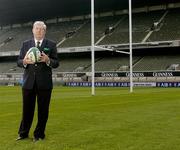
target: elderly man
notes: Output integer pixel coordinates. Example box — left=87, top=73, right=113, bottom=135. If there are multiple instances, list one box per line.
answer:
left=16, top=21, right=59, bottom=142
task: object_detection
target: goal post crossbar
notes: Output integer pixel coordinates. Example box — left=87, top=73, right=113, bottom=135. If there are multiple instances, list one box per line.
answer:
left=94, top=45, right=130, bottom=55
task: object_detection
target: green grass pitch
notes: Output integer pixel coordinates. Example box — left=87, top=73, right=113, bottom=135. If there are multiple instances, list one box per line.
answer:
left=0, top=86, right=180, bottom=150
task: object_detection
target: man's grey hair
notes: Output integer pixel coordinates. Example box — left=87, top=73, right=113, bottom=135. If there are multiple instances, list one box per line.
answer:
left=33, top=21, right=47, bottom=30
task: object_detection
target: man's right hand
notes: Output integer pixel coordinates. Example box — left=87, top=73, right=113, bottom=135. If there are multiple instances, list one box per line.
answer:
left=23, top=54, right=34, bottom=65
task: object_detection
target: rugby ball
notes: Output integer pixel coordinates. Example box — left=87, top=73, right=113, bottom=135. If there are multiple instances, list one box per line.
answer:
left=26, top=47, right=41, bottom=63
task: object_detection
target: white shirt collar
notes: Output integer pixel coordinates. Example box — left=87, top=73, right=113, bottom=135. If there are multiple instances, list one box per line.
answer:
left=34, top=39, right=43, bottom=47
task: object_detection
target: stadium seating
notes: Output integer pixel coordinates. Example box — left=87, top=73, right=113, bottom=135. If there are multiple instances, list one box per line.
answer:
left=46, top=20, right=85, bottom=43
left=0, top=27, right=32, bottom=51
left=149, top=9, right=180, bottom=41
left=0, top=9, right=179, bottom=51
left=133, top=55, right=180, bottom=71
left=61, top=16, right=121, bottom=47
left=87, top=56, right=140, bottom=71
left=100, top=10, right=165, bottom=45
left=0, top=54, right=180, bottom=74
left=0, top=61, right=23, bottom=73
left=60, top=20, right=91, bottom=47
left=53, top=56, right=91, bottom=72
left=1, top=8, right=180, bottom=84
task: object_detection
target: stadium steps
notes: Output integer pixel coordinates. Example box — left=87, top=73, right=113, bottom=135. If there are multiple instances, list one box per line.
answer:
left=149, top=9, right=180, bottom=41
left=133, top=55, right=180, bottom=71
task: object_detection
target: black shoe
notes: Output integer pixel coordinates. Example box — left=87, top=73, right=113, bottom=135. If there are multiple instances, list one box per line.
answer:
left=33, top=137, right=44, bottom=142
left=16, top=136, right=28, bottom=141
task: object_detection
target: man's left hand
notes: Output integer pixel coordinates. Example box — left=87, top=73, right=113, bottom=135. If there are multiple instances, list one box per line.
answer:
left=40, top=52, right=50, bottom=63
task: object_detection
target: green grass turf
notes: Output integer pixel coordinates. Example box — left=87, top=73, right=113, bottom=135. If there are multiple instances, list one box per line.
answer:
left=0, top=86, right=180, bottom=150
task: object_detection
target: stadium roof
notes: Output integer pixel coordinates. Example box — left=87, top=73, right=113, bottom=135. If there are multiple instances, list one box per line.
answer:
left=0, top=0, right=179, bottom=25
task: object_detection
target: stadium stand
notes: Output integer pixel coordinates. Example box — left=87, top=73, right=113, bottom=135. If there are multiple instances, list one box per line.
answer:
left=0, top=61, right=23, bottom=73
left=46, top=20, right=85, bottom=44
left=149, top=9, right=180, bottom=41
left=0, top=9, right=180, bottom=51
left=133, top=55, right=180, bottom=71
left=1, top=4, right=180, bottom=85
left=60, top=20, right=91, bottom=47
left=60, top=16, right=122, bottom=47
left=0, top=27, right=32, bottom=52
left=86, top=55, right=140, bottom=71
left=94, top=16, right=121, bottom=44
left=2, top=53, right=179, bottom=74
left=99, top=10, right=165, bottom=45
left=53, top=57, right=91, bottom=72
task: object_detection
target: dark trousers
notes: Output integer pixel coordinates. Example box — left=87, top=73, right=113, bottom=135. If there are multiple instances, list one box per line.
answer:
left=18, top=84, right=52, bottom=138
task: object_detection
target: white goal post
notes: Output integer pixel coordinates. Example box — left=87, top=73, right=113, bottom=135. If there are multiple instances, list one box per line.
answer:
left=91, top=0, right=133, bottom=95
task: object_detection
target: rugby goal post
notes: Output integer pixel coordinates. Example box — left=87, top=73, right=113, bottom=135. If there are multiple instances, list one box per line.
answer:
left=91, top=0, right=133, bottom=95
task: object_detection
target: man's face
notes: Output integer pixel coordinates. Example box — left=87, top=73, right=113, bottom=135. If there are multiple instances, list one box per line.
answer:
left=32, top=24, right=46, bottom=40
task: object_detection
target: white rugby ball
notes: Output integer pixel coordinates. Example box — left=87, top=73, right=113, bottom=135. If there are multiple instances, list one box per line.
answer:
left=26, top=47, right=41, bottom=63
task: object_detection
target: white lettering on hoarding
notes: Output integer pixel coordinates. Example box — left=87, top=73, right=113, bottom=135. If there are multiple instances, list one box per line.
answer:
left=126, top=72, right=144, bottom=77
left=153, top=72, right=173, bottom=77
left=101, top=73, right=118, bottom=77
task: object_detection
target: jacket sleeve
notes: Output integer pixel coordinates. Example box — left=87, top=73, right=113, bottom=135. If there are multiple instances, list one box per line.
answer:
left=17, top=42, right=27, bottom=68
left=48, top=42, right=59, bottom=68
